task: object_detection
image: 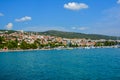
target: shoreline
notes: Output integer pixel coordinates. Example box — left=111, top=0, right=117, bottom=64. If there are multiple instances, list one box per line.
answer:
left=0, top=49, right=52, bottom=53
left=0, top=46, right=119, bottom=53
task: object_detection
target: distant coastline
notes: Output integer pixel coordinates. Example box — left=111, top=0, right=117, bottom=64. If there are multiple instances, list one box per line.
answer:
left=0, top=30, right=120, bottom=51
left=0, top=46, right=119, bottom=53
left=0, top=49, right=51, bottom=53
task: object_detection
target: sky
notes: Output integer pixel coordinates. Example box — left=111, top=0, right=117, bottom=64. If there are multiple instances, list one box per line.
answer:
left=0, top=0, right=120, bottom=36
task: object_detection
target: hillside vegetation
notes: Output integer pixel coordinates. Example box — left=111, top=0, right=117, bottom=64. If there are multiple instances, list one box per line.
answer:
left=39, top=30, right=118, bottom=40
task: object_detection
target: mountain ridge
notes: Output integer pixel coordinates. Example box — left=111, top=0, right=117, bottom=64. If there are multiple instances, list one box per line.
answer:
left=39, top=30, right=118, bottom=40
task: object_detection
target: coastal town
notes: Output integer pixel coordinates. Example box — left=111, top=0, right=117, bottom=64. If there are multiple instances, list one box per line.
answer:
left=0, top=30, right=120, bottom=51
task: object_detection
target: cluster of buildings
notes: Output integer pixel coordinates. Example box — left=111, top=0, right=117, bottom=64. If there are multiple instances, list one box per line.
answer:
left=0, top=30, right=120, bottom=48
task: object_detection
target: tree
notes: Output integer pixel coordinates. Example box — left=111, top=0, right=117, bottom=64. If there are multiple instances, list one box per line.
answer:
left=20, top=41, right=28, bottom=49
left=0, top=36, right=5, bottom=44
left=0, top=36, right=5, bottom=49
left=30, top=43, right=37, bottom=49
left=7, top=40, right=18, bottom=49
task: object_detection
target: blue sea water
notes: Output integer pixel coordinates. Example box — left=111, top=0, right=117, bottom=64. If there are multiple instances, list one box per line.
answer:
left=0, top=48, right=120, bottom=80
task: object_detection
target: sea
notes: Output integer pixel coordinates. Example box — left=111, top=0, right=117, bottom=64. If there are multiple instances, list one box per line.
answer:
left=0, top=48, right=120, bottom=80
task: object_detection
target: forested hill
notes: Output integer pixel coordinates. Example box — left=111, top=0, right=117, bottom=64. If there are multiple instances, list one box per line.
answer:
left=39, top=30, right=118, bottom=40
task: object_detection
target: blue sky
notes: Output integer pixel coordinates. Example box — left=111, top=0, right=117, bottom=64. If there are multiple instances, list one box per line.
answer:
left=0, top=0, right=120, bottom=36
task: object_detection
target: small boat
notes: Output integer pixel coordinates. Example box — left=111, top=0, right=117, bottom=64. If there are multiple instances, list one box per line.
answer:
left=84, top=47, right=90, bottom=49
left=66, top=47, right=74, bottom=50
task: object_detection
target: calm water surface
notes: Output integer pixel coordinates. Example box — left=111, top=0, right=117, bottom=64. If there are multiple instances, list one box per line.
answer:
left=0, top=48, right=120, bottom=80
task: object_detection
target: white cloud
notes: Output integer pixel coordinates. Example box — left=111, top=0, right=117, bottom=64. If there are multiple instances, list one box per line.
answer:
left=72, top=27, right=76, bottom=29
left=15, top=16, right=32, bottom=22
left=78, top=27, right=88, bottom=30
left=6, top=23, right=13, bottom=30
left=0, top=13, right=4, bottom=16
left=72, top=27, right=88, bottom=30
left=64, top=2, right=88, bottom=10
left=117, top=0, right=120, bottom=4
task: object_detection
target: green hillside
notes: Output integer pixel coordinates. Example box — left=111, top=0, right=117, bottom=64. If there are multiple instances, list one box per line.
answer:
left=39, top=30, right=118, bottom=40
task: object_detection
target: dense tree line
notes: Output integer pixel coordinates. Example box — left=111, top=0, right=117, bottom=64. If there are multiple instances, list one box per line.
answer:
left=95, top=41, right=118, bottom=46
